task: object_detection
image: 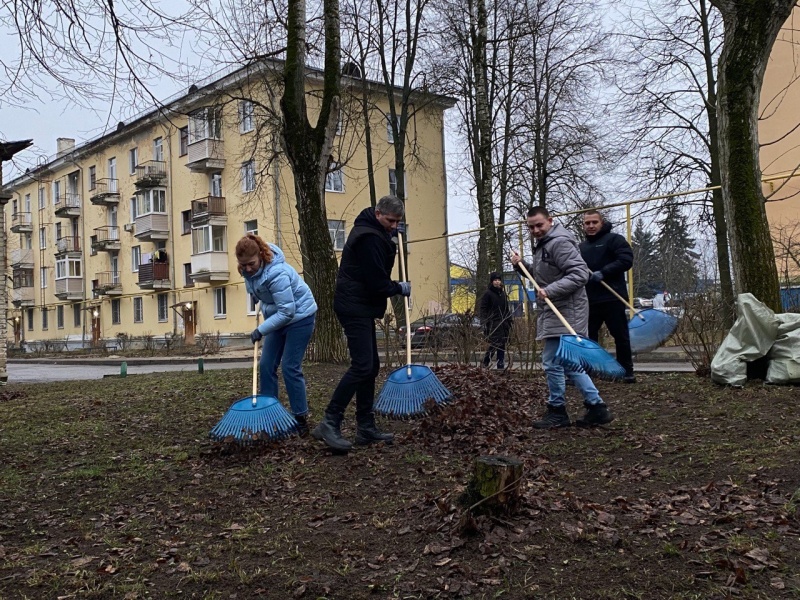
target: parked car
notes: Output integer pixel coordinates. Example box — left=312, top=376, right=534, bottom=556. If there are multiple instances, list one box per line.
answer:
left=398, top=313, right=482, bottom=349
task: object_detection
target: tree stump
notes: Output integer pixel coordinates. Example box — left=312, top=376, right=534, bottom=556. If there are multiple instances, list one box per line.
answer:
left=461, top=455, right=523, bottom=515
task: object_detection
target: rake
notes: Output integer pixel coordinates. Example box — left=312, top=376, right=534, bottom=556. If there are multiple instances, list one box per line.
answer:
left=209, top=310, right=298, bottom=444
left=515, top=258, right=626, bottom=381
left=375, top=230, right=452, bottom=418
left=593, top=278, right=678, bottom=353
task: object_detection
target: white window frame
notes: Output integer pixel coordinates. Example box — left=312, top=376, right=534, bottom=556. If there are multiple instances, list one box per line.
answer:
left=239, top=100, right=254, bottom=133
left=192, top=224, right=227, bottom=254
left=214, top=287, right=227, bottom=318
left=387, top=115, right=399, bottom=144
left=325, top=163, right=344, bottom=193
left=132, top=246, right=141, bottom=272
left=39, top=227, right=46, bottom=249
left=210, top=172, right=223, bottom=197
left=55, top=258, right=82, bottom=279
left=111, top=299, right=121, bottom=325
left=130, top=197, right=138, bottom=221
left=133, top=297, right=144, bottom=323
left=40, top=267, right=48, bottom=289
left=108, top=157, right=117, bottom=181
left=38, top=187, right=45, bottom=209
left=24, top=193, right=31, bottom=212
left=153, top=137, right=163, bottom=162
left=328, top=219, right=346, bottom=251
left=241, top=160, right=256, bottom=193
left=184, top=263, right=194, bottom=288
left=57, top=305, right=64, bottom=329
left=53, top=179, right=61, bottom=205
left=244, top=220, right=258, bottom=236
left=179, top=126, right=189, bottom=156
left=188, top=107, right=222, bottom=143
left=389, top=168, right=408, bottom=197
left=246, top=293, right=258, bottom=315
left=74, top=304, right=82, bottom=327
left=129, top=147, right=138, bottom=174
left=135, top=188, right=166, bottom=216
left=157, top=293, right=169, bottom=322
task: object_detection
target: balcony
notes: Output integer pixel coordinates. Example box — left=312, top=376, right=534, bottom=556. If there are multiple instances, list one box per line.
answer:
left=55, top=277, right=84, bottom=300
left=134, top=160, right=168, bottom=188
left=134, top=213, right=170, bottom=241
left=93, top=271, right=122, bottom=296
left=10, top=212, right=32, bottom=233
left=11, top=248, right=34, bottom=269
left=12, top=285, right=35, bottom=307
left=91, top=226, right=121, bottom=252
left=138, top=261, right=171, bottom=289
left=191, top=195, right=227, bottom=225
left=89, top=178, right=121, bottom=206
left=186, top=138, right=226, bottom=172
left=54, top=192, right=81, bottom=218
left=55, top=236, right=81, bottom=257
left=190, top=252, right=229, bottom=282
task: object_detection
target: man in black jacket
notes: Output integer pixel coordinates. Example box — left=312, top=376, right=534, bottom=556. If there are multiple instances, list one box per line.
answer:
left=479, top=272, right=513, bottom=369
left=580, top=210, right=636, bottom=383
left=312, top=195, right=411, bottom=452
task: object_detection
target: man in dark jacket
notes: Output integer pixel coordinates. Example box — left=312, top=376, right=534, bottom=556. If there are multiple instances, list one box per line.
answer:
left=312, top=195, right=411, bottom=452
left=479, top=272, right=513, bottom=369
left=580, top=210, right=635, bottom=383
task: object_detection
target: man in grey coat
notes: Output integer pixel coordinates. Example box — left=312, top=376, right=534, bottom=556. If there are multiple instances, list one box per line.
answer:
left=511, top=206, right=614, bottom=428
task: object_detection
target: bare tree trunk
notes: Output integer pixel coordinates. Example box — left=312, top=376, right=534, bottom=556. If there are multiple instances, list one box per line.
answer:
left=470, top=0, right=499, bottom=284
left=0, top=184, right=8, bottom=384
left=281, top=0, right=347, bottom=361
left=710, top=0, right=791, bottom=312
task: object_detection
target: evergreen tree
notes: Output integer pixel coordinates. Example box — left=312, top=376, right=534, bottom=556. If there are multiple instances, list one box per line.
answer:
left=656, top=205, right=699, bottom=295
left=631, top=220, right=660, bottom=297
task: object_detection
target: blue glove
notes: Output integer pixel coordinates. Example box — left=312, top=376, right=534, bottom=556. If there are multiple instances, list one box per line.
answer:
left=250, top=329, right=263, bottom=344
left=589, top=271, right=604, bottom=283
left=398, top=281, right=412, bottom=297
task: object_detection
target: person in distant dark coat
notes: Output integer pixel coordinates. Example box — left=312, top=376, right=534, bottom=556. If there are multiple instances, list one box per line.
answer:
left=580, top=210, right=635, bottom=383
left=479, top=272, right=513, bottom=369
left=312, top=195, right=411, bottom=453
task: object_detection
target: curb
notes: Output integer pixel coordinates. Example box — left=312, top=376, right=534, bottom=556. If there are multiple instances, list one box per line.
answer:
left=8, top=355, right=252, bottom=367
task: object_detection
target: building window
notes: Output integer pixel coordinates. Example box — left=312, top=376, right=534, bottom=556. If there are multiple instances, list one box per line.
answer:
left=214, top=287, right=227, bottom=317
left=179, top=126, right=189, bottom=156
left=158, top=293, right=169, bottom=322
left=108, top=157, right=117, bottom=181
left=42, top=308, right=49, bottom=330
left=247, top=293, right=257, bottom=314
left=88, top=166, right=96, bottom=190
left=55, top=258, right=82, bottom=279
left=39, top=227, right=46, bottom=249
left=24, top=192, right=31, bottom=212
left=27, top=308, right=34, bottom=331
left=22, top=232, right=32, bottom=249
left=57, top=305, right=64, bottom=329
left=40, top=267, right=48, bottom=289
left=129, top=147, right=138, bottom=174
left=38, top=187, right=45, bottom=209
left=189, top=107, right=222, bottom=143
left=184, top=263, right=194, bottom=288
left=153, top=137, right=163, bottom=162
left=181, top=209, right=192, bottom=235
left=132, top=246, right=141, bottom=272
left=135, top=188, right=166, bottom=215
left=111, top=299, right=121, bottom=325
left=53, top=179, right=61, bottom=205
left=387, top=115, right=399, bottom=144
left=192, top=225, right=227, bottom=253
left=239, top=100, right=254, bottom=133
left=133, top=297, right=144, bottom=323
left=325, top=163, right=344, bottom=192
left=73, top=304, right=81, bottom=327
left=55, top=222, right=62, bottom=243
left=130, top=197, right=138, bottom=221
left=244, top=220, right=258, bottom=235
left=241, top=160, right=256, bottom=192
left=389, top=169, right=407, bottom=197
left=328, top=220, right=346, bottom=251
left=210, top=172, right=222, bottom=197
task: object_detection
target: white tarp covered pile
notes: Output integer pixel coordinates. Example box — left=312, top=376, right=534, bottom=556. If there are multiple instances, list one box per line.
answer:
left=711, top=293, right=800, bottom=386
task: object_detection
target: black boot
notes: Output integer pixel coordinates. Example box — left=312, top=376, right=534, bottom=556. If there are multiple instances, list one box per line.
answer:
left=311, top=412, right=352, bottom=452
left=354, top=417, right=394, bottom=446
left=575, top=403, right=615, bottom=427
left=533, top=404, right=571, bottom=429
left=295, top=414, right=309, bottom=438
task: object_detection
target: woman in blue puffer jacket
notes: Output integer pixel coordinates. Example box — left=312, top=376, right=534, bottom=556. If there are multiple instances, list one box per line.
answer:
left=235, top=234, right=318, bottom=436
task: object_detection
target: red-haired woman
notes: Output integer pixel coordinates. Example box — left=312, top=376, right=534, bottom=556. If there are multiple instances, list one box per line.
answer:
left=235, top=234, right=317, bottom=436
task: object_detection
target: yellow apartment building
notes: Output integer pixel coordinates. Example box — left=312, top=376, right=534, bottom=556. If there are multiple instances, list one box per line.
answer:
left=761, top=5, right=800, bottom=289
left=3, top=63, right=455, bottom=350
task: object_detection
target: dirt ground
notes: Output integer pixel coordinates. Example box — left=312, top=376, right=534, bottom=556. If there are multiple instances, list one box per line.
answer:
left=0, top=363, right=798, bottom=599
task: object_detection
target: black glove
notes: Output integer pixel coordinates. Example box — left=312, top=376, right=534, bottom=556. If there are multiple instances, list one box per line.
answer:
left=398, top=281, right=412, bottom=297
left=589, top=271, right=604, bottom=284
left=250, top=329, right=263, bottom=344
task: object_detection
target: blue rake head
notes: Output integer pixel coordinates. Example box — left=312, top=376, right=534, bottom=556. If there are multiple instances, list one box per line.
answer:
left=555, top=335, right=626, bottom=381
left=628, top=308, right=679, bottom=353
left=375, top=364, right=452, bottom=418
left=209, top=394, right=298, bottom=444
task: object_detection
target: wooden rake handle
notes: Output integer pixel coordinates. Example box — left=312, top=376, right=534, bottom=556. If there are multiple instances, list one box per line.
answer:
left=398, top=231, right=412, bottom=376
left=596, top=278, right=645, bottom=320
left=511, top=253, right=580, bottom=338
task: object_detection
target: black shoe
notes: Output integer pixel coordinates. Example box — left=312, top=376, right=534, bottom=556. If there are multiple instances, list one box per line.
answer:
left=575, top=403, right=615, bottom=427
left=496, top=362, right=505, bottom=370
left=354, top=419, right=394, bottom=446
left=295, top=414, right=309, bottom=438
left=311, top=413, right=352, bottom=452
left=623, top=375, right=636, bottom=384
left=533, top=404, right=571, bottom=429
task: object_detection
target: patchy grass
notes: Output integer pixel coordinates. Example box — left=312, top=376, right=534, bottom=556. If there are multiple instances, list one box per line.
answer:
left=0, top=366, right=799, bottom=599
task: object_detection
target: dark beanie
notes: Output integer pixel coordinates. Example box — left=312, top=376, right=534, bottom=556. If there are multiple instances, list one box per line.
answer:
left=489, top=272, right=502, bottom=283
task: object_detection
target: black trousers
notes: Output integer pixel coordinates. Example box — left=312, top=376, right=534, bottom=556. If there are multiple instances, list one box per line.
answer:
left=327, top=314, right=380, bottom=423
left=482, top=336, right=507, bottom=366
left=588, top=301, right=634, bottom=376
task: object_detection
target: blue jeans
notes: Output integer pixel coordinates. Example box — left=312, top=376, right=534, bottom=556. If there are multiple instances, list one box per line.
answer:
left=541, top=337, right=603, bottom=408
left=259, top=314, right=316, bottom=416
